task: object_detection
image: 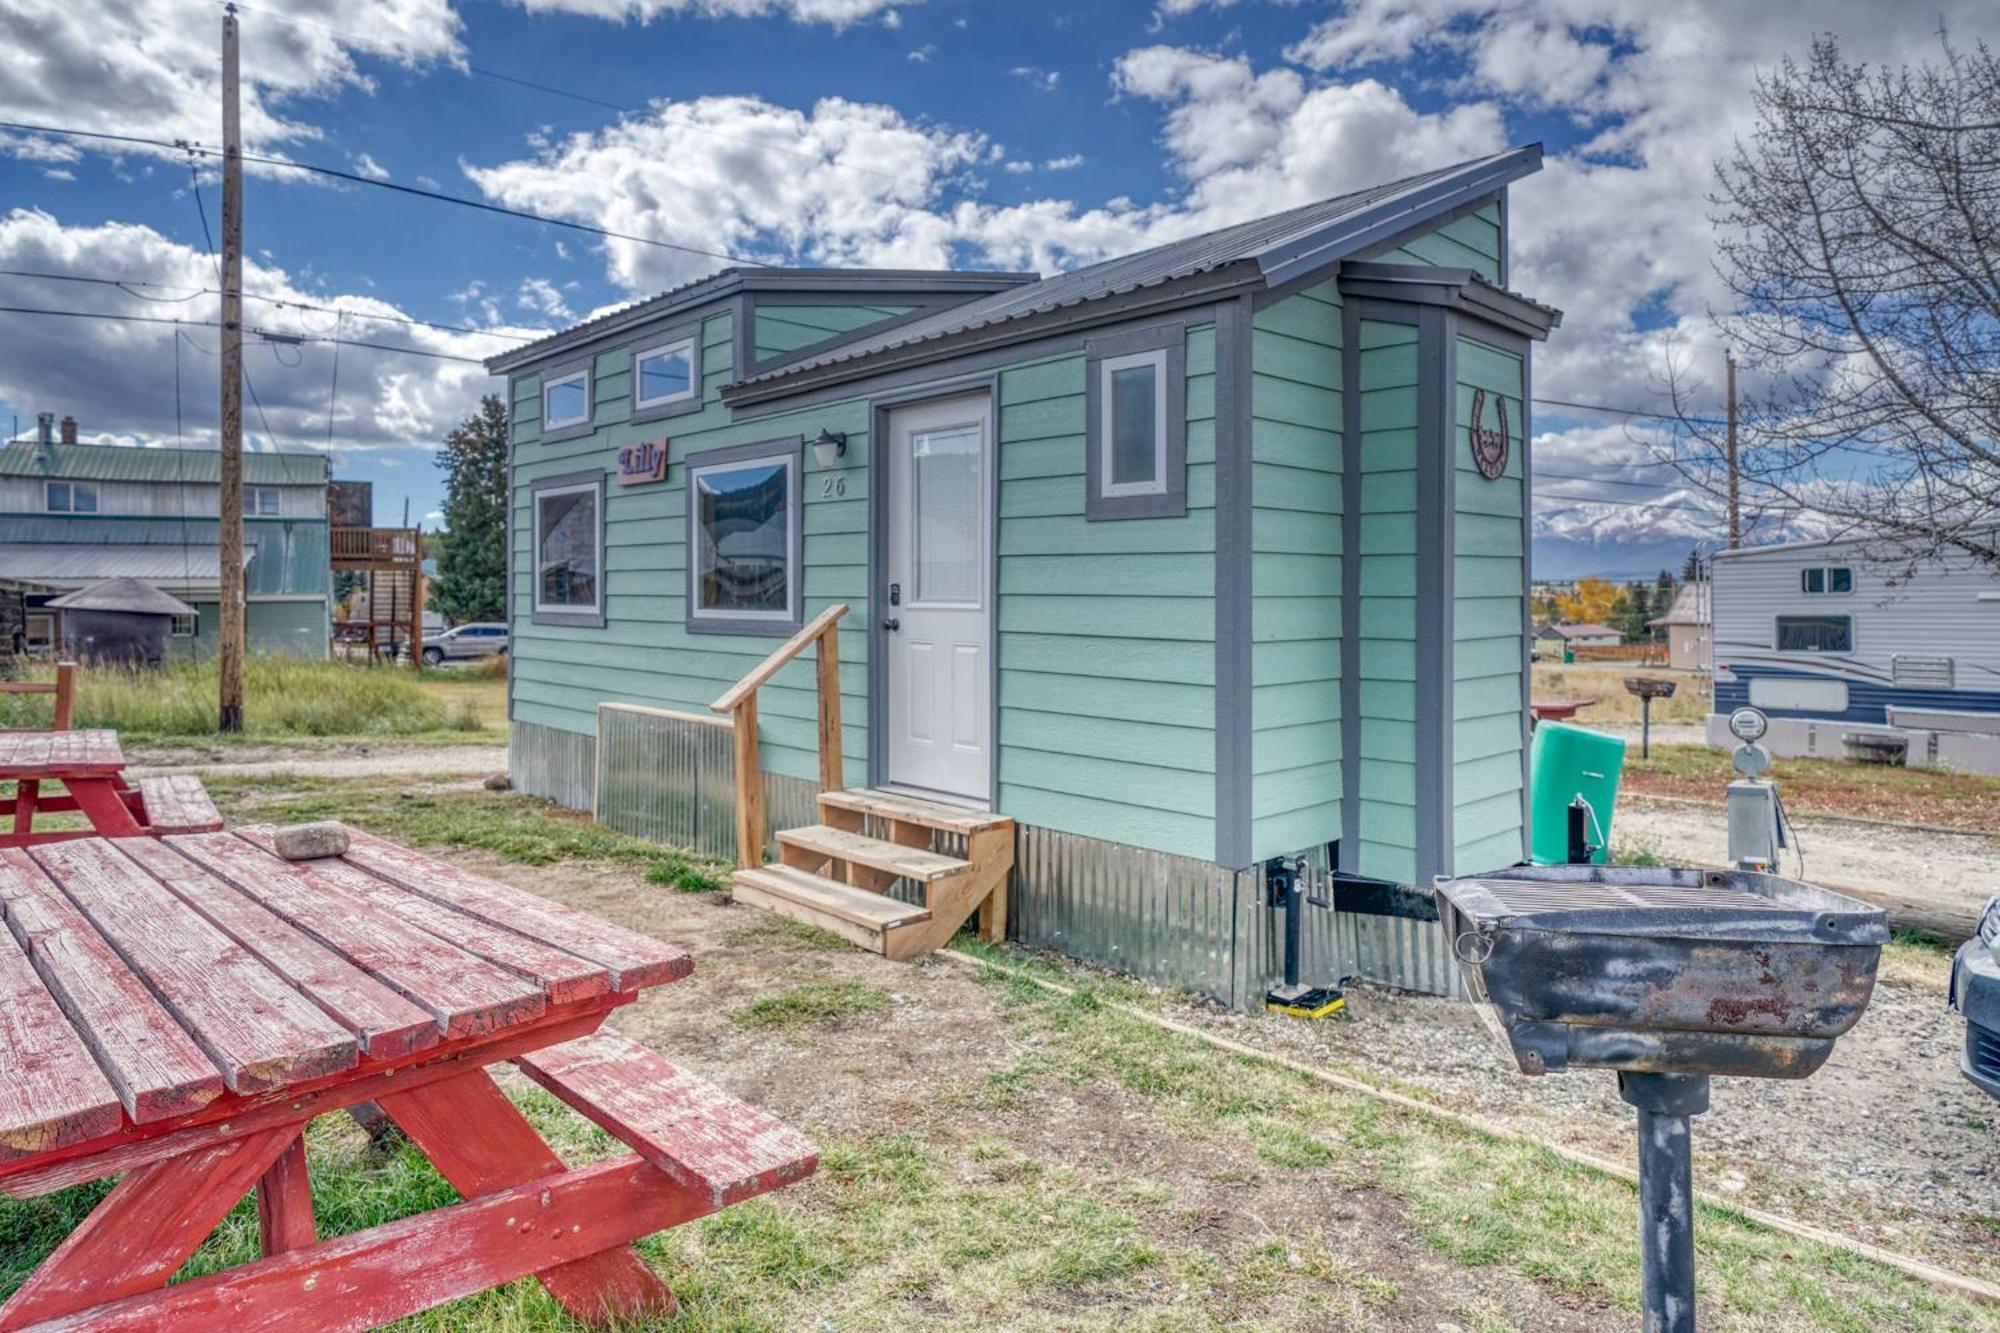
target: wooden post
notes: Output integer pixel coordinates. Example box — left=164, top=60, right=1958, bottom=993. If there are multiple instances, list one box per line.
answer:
left=815, top=622, right=842, bottom=795
left=731, top=695, right=762, bottom=869
left=51, top=662, right=75, bottom=731
left=410, top=542, right=425, bottom=672
left=216, top=3, right=245, bottom=732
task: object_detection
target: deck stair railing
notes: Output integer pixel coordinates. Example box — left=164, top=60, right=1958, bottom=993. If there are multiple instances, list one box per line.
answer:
left=709, top=604, right=847, bottom=869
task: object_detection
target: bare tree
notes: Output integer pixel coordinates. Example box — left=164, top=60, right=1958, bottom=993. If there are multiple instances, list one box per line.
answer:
left=1664, top=33, right=2000, bottom=567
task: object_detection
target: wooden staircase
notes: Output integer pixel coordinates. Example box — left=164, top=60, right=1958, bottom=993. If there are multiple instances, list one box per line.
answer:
left=708, top=606, right=1014, bottom=960
left=733, top=789, right=1013, bottom=959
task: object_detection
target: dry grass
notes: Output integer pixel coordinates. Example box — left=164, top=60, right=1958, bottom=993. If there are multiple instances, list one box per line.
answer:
left=1622, top=744, right=2000, bottom=834
left=1531, top=662, right=1712, bottom=726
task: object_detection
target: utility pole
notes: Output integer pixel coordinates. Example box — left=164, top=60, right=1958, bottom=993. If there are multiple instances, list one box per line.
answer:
left=1724, top=349, right=1740, bottom=551
left=217, top=3, right=245, bottom=731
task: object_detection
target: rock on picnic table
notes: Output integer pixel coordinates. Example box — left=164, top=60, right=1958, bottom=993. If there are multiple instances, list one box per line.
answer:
left=272, top=821, right=351, bottom=861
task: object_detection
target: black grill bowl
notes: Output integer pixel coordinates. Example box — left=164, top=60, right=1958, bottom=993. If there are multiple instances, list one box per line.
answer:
left=1436, top=865, right=1888, bottom=1079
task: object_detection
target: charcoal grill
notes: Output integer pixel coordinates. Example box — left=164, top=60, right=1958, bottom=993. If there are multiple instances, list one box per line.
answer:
left=1437, top=863, right=1887, bottom=1332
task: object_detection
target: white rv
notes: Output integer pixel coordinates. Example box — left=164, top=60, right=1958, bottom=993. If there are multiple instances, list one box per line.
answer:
left=1709, top=536, right=2000, bottom=771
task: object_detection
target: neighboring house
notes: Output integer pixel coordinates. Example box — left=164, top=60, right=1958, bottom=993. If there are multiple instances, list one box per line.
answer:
left=1710, top=536, right=2000, bottom=770
left=490, top=145, right=1559, bottom=1004
left=47, top=577, right=197, bottom=667
left=1536, top=623, right=1623, bottom=649
left=1647, top=582, right=1710, bottom=670
left=0, top=429, right=332, bottom=659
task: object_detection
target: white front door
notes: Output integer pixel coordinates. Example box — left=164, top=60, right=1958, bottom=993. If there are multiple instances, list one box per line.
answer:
left=884, top=392, right=993, bottom=805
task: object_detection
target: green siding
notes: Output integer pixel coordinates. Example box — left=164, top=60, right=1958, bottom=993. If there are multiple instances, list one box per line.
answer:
left=1452, top=333, right=1526, bottom=871
left=4, top=514, right=331, bottom=597
left=752, top=305, right=917, bottom=362
left=993, top=326, right=1218, bottom=860
left=168, top=599, right=327, bottom=660
left=1383, top=203, right=1503, bottom=282
left=1354, top=318, right=1420, bottom=884
left=1248, top=279, right=1342, bottom=859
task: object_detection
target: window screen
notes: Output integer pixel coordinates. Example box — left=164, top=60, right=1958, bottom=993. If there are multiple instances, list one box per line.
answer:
left=1776, top=614, right=1851, bottom=652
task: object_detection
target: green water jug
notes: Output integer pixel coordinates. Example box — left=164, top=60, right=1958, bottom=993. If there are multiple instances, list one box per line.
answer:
left=1529, top=722, right=1626, bottom=865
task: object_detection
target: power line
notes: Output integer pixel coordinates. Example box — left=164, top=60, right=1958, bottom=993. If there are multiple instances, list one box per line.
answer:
left=0, top=268, right=536, bottom=341
left=0, top=304, right=488, bottom=364
left=0, top=118, right=772, bottom=269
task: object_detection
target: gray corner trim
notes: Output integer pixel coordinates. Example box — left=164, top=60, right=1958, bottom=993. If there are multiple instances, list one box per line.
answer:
left=1496, top=189, right=1510, bottom=289
left=729, top=294, right=755, bottom=387
left=505, top=433, right=516, bottom=723
left=628, top=323, right=705, bottom=423
left=682, top=436, right=805, bottom=639
left=536, top=357, right=596, bottom=445
left=1412, top=305, right=1452, bottom=886
left=1517, top=335, right=1533, bottom=857
left=527, top=467, right=607, bottom=629
left=1212, top=295, right=1254, bottom=869
left=1338, top=299, right=1363, bottom=876
left=1084, top=322, right=1190, bottom=522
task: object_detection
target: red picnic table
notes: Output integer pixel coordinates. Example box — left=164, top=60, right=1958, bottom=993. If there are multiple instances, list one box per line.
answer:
left=0, top=823, right=817, bottom=1330
left=0, top=730, right=224, bottom=847
left=1529, top=697, right=1598, bottom=727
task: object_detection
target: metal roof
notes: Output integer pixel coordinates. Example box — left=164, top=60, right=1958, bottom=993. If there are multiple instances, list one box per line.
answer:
left=48, top=577, right=197, bottom=616
left=483, top=268, right=1039, bottom=375
left=0, top=543, right=247, bottom=588
left=728, top=144, right=1546, bottom=398
left=0, top=440, right=329, bottom=486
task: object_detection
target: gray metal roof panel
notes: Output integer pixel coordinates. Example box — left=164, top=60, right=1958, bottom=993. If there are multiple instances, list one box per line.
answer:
left=48, top=577, right=198, bottom=616
left=0, top=441, right=328, bottom=486
left=0, top=543, right=246, bottom=586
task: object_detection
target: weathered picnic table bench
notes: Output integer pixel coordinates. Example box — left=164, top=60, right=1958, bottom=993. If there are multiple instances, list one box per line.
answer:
left=0, top=730, right=224, bottom=846
left=0, top=823, right=817, bottom=1330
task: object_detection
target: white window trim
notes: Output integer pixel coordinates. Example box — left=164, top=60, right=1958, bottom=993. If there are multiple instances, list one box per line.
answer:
left=532, top=479, right=604, bottom=617
left=632, top=336, right=698, bottom=410
left=1799, top=564, right=1853, bottom=595
left=170, top=612, right=198, bottom=637
left=46, top=480, right=98, bottom=513
left=1096, top=348, right=1170, bottom=498
left=542, top=369, right=591, bottom=430
left=686, top=445, right=802, bottom=633
left=246, top=486, right=280, bottom=517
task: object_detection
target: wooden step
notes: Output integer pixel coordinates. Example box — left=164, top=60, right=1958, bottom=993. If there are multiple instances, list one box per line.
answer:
left=818, top=788, right=1013, bottom=837
left=730, top=865, right=930, bottom=955
left=777, top=824, right=971, bottom=883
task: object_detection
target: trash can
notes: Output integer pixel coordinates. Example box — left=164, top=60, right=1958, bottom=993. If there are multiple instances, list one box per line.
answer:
left=1528, top=722, right=1624, bottom=865
left=1950, top=895, right=2000, bottom=1100
left=1437, top=863, right=1886, bottom=1332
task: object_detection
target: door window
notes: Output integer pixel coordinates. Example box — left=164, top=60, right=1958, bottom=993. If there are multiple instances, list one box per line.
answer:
left=912, top=423, right=982, bottom=606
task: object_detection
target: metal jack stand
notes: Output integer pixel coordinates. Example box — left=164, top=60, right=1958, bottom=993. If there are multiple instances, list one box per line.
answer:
left=1617, top=1071, right=1709, bottom=1333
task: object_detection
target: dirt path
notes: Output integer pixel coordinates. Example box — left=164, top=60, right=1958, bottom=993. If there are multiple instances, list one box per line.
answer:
left=126, top=740, right=505, bottom=781
left=1615, top=797, right=1996, bottom=938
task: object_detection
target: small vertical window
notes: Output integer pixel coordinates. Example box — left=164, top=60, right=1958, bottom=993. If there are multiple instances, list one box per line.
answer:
left=542, top=369, right=591, bottom=432
left=632, top=334, right=701, bottom=417
left=1085, top=327, right=1187, bottom=521
left=46, top=481, right=98, bottom=513
left=530, top=472, right=605, bottom=626
left=1801, top=568, right=1824, bottom=594
left=246, top=487, right=280, bottom=516
left=1828, top=566, right=1853, bottom=593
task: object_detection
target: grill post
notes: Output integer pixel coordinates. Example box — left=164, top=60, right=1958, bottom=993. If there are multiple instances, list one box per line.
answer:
left=1617, top=1071, right=1710, bottom=1333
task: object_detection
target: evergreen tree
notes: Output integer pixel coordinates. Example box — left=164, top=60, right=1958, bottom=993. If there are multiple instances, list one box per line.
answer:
left=432, top=396, right=509, bottom=625
left=1681, top=548, right=1705, bottom=583
left=1620, top=582, right=1655, bottom=642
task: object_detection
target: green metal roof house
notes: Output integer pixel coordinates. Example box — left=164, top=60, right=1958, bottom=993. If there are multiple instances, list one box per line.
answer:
left=490, top=145, right=1560, bottom=1003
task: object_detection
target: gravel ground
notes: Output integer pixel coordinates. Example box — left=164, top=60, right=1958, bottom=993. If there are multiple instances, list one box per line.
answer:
left=1158, top=953, right=2000, bottom=1284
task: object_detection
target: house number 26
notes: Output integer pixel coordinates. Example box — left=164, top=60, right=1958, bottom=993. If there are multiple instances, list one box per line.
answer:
left=820, top=475, right=847, bottom=498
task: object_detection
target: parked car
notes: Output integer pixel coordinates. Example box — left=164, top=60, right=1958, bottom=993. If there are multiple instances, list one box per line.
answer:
left=421, top=622, right=509, bottom=666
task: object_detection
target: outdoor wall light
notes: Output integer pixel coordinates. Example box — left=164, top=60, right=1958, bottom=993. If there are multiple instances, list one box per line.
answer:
left=811, top=429, right=847, bottom=469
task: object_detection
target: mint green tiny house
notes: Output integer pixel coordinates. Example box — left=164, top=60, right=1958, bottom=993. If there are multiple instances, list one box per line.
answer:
left=490, top=146, right=1559, bottom=1004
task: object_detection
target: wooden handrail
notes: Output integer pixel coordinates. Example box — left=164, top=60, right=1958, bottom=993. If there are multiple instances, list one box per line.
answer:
left=0, top=662, right=76, bottom=730
left=709, top=604, right=848, bottom=867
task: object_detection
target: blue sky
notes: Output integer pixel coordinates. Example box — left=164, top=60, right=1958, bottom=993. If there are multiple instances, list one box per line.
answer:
left=0, top=0, right=1976, bottom=571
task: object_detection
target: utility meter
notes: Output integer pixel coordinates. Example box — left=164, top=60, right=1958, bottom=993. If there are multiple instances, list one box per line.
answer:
left=1727, top=707, right=1768, bottom=743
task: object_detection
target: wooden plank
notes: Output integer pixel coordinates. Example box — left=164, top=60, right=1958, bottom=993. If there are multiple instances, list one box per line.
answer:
left=0, top=848, right=223, bottom=1125
left=113, top=839, right=436, bottom=1061
left=0, top=1004, right=620, bottom=1199
left=708, top=603, right=847, bottom=712
left=316, top=827, right=691, bottom=993
left=776, top=824, right=970, bottom=883
left=30, top=841, right=356, bottom=1097
left=255, top=1134, right=315, bottom=1256
left=731, top=865, right=929, bottom=928
left=517, top=1032, right=819, bottom=1208
left=133, top=775, right=223, bottom=835
left=377, top=1070, right=675, bottom=1323
left=17, top=1155, right=710, bottom=1333
left=0, top=924, right=123, bottom=1159
left=0, top=1125, right=298, bottom=1330
left=732, top=694, right=763, bottom=870
left=229, top=828, right=612, bottom=1006
left=819, top=788, right=1013, bottom=836
left=816, top=621, right=843, bottom=794
left=0, top=731, right=124, bottom=779
left=165, top=832, right=545, bottom=1041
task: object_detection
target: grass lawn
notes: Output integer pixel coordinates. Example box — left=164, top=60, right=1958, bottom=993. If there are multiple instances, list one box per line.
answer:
left=1621, top=743, right=2000, bottom=834
left=0, top=773, right=1967, bottom=1329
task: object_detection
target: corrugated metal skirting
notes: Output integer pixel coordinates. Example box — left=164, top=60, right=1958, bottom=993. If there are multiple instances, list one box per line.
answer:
left=514, top=709, right=1463, bottom=1007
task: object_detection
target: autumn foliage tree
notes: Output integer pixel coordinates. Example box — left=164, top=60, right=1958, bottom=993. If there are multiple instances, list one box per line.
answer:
left=1555, top=576, right=1622, bottom=628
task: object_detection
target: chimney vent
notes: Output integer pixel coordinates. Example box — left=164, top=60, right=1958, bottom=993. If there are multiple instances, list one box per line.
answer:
left=59, top=416, right=77, bottom=446
left=35, top=412, right=54, bottom=445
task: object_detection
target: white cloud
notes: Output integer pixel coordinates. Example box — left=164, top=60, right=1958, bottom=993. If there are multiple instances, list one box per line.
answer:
left=507, top=0, right=907, bottom=27
left=1009, top=66, right=1060, bottom=93
left=907, top=42, right=936, bottom=62
left=1003, top=160, right=1035, bottom=175
left=353, top=152, right=391, bottom=181
left=1043, top=154, right=1084, bottom=171
left=0, top=209, right=538, bottom=460
left=516, top=276, right=576, bottom=320
left=41, top=168, right=75, bottom=182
